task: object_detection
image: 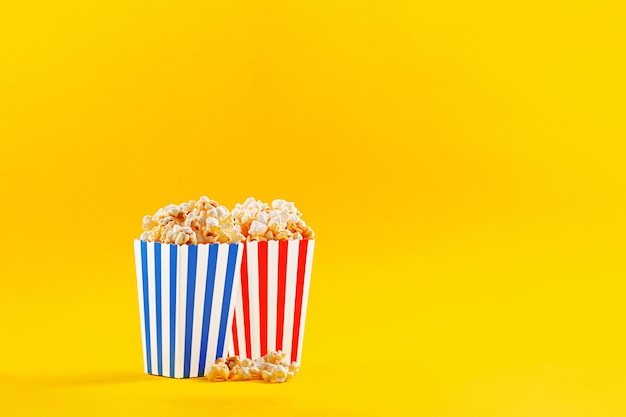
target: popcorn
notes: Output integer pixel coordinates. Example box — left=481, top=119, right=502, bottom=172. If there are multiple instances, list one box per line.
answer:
left=261, top=364, right=288, bottom=383
left=248, top=220, right=269, bottom=236
left=236, top=366, right=252, bottom=381
left=228, top=365, right=240, bottom=380
left=140, top=196, right=244, bottom=245
left=206, top=362, right=229, bottom=382
left=240, top=358, right=255, bottom=368
left=262, top=350, right=287, bottom=365
left=207, top=351, right=299, bottom=383
left=226, top=355, right=241, bottom=370
left=232, top=198, right=315, bottom=241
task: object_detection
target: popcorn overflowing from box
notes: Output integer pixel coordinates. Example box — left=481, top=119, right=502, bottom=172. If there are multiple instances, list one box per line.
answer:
left=140, top=196, right=244, bottom=245
left=232, top=197, right=314, bottom=241
left=134, top=196, right=315, bottom=381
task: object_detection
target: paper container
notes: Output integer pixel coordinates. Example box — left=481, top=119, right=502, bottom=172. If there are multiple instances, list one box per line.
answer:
left=228, top=240, right=315, bottom=364
left=133, top=240, right=243, bottom=378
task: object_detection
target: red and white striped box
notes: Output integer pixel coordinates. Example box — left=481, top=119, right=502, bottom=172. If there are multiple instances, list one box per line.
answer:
left=228, top=240, right=315, bottom=364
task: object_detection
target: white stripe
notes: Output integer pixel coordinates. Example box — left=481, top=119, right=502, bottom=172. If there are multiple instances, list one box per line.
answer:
left=205, top=244, right=229, bottom=363
left=224, top=246, right=240, bottom=359
left=228, top=286, right=240, bottom=357
left=227, top=330, right=234, bottom=361
left=188, top=244, right=209, bottom=377
left=221, top=243, right=243, bottom=363
left=266, top=241, right=279, bottom=353
left=282, top=240, right=299, bottom=360
left=161, top=244, right=171, bottom=377
left=147, top=242, right=158, bottom=374
left=297, top=240, right=315, bottom=363
left=175, top=245, right=188, bottom=378
left=134, top=240, right=148, bottom=373
left=234, top=271, right=246, bottom=358
left=246, top=242, right=261, bottom=360
left=225, top=248, right=236, bottom=359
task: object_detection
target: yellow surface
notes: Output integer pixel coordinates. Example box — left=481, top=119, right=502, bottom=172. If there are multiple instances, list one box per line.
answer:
left=1, top=1, right=626, bottom=415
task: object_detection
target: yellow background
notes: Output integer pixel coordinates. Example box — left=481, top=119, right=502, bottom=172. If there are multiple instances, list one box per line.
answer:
left=1, top=1, right=625, bottom=415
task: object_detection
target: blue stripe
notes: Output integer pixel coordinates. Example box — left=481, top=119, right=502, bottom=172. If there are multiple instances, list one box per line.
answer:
left=215, top=244, right=239, bottom=358
left=183, top=245, right=198, bottom=378
left=197, top=244, right=219, bottom=375
left=169, top=244, right=177, bottom=378
left=154, top=242, right=162, bottom=376
left=140, top=241, right=152, bottom=374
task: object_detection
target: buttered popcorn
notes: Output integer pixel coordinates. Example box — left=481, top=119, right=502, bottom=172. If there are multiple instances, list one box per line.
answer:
left=207, top=351, right=299, bottom=383
left=231, top=198, right=315, bottom=241
left=140, top=196, right=244, bottom=245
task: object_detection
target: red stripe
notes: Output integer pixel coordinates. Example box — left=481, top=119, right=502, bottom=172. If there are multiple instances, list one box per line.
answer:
left=240, top=242, right=252, bottom=359
left=231, top=313, right=239, bottom=356
left=276, top=240, right=288, bottom=351
left=258, top=241, right=268, bottom=357
left=291, top=240, right=308, bottom=362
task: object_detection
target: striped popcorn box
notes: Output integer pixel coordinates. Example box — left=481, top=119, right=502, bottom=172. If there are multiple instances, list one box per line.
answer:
left=228, top=240, right=315, bottom=364
left=133, top=240, right=243, bottom=378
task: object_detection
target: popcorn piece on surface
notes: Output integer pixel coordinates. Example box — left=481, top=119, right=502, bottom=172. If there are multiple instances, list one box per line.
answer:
left=248, top=365, right=262, bottom=379
left=231, top=198, right=315, bottom=241
left=237, top=366, right=252, bottom=381
left=288, top=361, right=300, bottom=374
left=139, top=196, right=244, bottom=245
left=207, top=351, right=300, bottom=383
left=226, top=356, right=241, bottom=370
left=228, top=365, right=240, bottom=380
left=261, top=370, right=273, bottom=382
left=259, top=364, right=288, bottom=383
left=207, top=363, right=229, bottom=381
left=273, top=365, right=288, bottom=383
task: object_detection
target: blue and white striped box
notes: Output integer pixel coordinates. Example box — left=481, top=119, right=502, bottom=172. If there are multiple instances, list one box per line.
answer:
left=133, top=240, right=244, bottom=378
